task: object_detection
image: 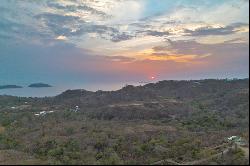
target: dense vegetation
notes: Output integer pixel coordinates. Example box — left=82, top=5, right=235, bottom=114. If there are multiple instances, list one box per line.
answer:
left=0, top=79, right=249, bottom=165
left=28, top=83, right=52, bottom=88
left=0, top=85, right=23, bottom=89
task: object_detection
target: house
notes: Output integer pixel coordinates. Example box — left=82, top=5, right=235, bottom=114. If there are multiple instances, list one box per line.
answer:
left=40, top=111, right=46, bottom=115
left=227, top=136, right=238, bottom=141
left=227, top=136, right=246, bottom=145
left=194, top=81, right=201, bottom=84
left=73, top=106, right=80, bottom=112
left=34, top=110, right=54, bottom=116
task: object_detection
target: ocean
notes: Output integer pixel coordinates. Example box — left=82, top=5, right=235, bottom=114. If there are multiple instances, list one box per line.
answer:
left=0, top=82, right=144, bottom=97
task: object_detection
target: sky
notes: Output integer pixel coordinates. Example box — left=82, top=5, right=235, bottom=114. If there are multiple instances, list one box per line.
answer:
left=0, top=0, right=249, bottom=87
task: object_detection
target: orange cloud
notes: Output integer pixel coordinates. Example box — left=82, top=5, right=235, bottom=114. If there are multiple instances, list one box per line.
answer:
left=146, top=54, right=198, bottom=62
left=123, top=48, right=201, bottom=63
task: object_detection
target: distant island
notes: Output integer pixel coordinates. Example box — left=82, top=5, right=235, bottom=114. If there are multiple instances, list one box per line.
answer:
left=0, top=85, right=23, bottom=89
left=28, top=83, right=52, bottom=88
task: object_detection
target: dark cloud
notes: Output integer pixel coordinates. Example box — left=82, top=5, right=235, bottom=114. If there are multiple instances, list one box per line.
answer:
left=109, top=32, right=134, bottom=42
left=130, top=22, right=152, bottom=29
left=0, top=1, right=132, bottom=44
left=46, top=1, right=110, bottom=19
left=34, top=12, right=134, bottom=42
left=184, top=26, right=233, bottom=36
left=131, top=20, right=180, bottom=31
left=145, top=30, right=170, bottom=37
left=32, top=11, right=170, bottom=42
left=184, top=23, right=249, bottom=36
left=34, top=13, right=82, bottom=38
left=160, top=39, right=249, bottom=57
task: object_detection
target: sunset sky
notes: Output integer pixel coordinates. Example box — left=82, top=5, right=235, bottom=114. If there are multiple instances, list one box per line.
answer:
left=0, top=0, right=249, bottom=87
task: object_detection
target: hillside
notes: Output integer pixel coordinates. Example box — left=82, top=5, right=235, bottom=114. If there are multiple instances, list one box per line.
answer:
left=0, top=79, right=249, bottom=165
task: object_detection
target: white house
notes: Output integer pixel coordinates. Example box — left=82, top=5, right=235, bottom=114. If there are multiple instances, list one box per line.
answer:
left=228, top=136, right=238, bottom=141
left=34, top=110, right=54, bottom=116
left=74, top=106, right=80, bottom=112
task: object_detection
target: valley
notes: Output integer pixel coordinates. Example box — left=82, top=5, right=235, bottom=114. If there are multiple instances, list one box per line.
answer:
left=0, top=79, right=249, bottom=165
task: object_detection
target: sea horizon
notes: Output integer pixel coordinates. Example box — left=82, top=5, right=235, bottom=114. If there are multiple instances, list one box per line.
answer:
left=0, top=81, right=144, bottom=97
left=0, top=77, right=248, bottom=97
